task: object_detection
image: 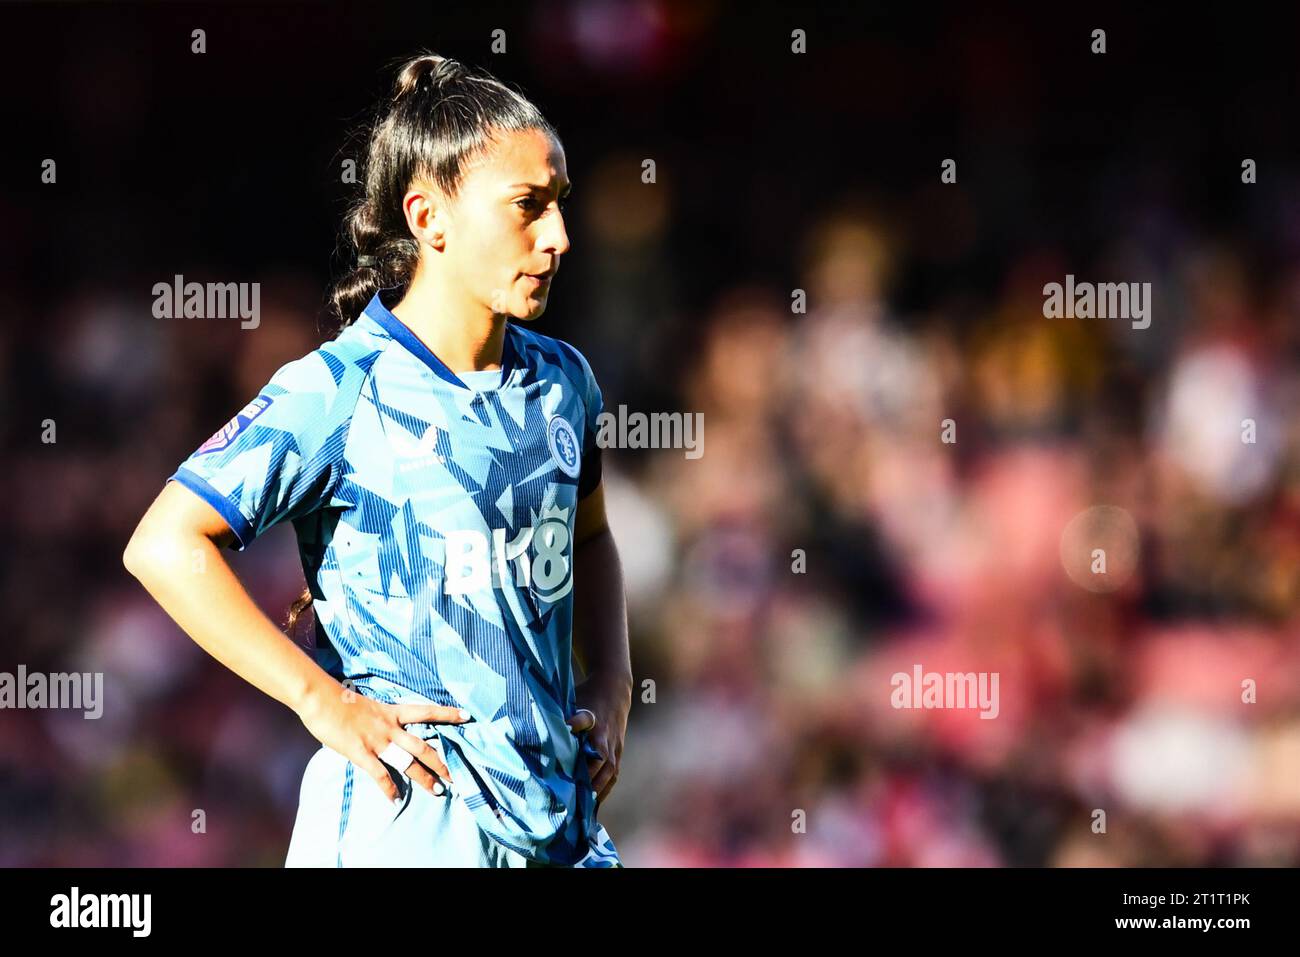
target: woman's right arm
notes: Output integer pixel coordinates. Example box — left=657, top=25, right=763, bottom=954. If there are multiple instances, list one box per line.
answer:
left=122, top=480, right=467, bottom=801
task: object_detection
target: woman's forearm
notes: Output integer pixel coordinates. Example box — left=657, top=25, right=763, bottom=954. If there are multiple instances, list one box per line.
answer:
left=571, top=527, right=632, bottom=692
left=123, top=526, right=338, bottom=718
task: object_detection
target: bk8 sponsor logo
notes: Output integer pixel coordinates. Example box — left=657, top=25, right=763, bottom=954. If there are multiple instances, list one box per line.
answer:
left=443, top=505, right=573, bottom=603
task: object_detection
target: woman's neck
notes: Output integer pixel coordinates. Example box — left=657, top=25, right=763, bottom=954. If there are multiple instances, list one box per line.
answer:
left=391, top=271, right=508, bottom=373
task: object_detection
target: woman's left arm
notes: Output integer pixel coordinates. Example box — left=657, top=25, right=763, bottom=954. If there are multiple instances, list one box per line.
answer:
left=567, top=480, right=633, bottom=807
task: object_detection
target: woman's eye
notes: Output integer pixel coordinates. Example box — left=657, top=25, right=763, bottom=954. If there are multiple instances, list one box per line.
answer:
left=516, top=196, right=568, bottom=215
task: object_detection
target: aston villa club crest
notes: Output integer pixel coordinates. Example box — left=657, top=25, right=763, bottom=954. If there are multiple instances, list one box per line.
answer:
left=196, top=395, right=272, bottom=455
left=546, top=414, right=581, bottom=478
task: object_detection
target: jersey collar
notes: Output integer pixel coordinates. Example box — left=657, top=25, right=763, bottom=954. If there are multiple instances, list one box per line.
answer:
left=363, top=288, right=518, bottom=390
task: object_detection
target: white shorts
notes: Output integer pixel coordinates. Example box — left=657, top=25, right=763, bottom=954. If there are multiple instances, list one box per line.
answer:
left=284, top=739, right=622, bottom=868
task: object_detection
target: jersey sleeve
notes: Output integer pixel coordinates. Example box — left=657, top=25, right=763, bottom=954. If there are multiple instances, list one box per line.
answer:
left=570, top=344, right=605, bottom=500
left=167, top=350, right=355, bottom=550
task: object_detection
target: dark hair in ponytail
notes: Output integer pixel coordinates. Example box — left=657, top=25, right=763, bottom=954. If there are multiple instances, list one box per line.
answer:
left=327, top=50, right=560, bottom=330
left=285, top=589, right=315, bottom=643
left=290, top=53, right=558, bottom=640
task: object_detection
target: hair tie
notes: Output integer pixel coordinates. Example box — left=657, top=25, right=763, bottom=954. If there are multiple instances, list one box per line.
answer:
left=357, top=254, right=379, bottom=268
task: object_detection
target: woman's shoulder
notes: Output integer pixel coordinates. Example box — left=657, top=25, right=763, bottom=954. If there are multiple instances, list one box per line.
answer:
left=508, top=322, right=597, bottom=385
left=261, top=318, right=396, bottom=404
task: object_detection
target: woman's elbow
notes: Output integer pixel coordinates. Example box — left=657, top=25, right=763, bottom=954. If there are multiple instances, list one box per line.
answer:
left=122, top=514, right=191, bottom=582
left=123, top=483, right=218, bottom=579
left=122, top=523, right=160, bottom=580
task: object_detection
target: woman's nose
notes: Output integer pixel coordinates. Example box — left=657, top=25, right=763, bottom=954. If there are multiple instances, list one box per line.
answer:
left=546, top=213, right=570, bottom=256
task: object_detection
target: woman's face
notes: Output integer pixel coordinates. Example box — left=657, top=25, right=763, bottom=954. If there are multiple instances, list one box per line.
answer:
left=429, top=127, right=572, bottom=322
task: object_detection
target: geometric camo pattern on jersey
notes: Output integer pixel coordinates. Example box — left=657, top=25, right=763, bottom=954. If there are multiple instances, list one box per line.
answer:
left=170, top=288, right=617, bottom=866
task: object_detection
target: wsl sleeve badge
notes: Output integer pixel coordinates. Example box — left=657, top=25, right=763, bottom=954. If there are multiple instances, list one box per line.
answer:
left=546, top=414, right=581, bottom=478
left=196, top=394, right=273, bottom=455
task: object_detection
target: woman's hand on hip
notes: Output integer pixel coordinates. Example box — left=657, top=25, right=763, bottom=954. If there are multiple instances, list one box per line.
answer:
left=296, top=682, right=472, bottom=801
left=567, top=670, right=632, bottom=809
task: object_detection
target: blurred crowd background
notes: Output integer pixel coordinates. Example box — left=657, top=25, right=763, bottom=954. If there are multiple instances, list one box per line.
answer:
left=2, top=3, right=1299, bottom=866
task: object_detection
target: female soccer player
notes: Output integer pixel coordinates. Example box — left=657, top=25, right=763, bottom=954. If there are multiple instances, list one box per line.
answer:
left=123, top=52, right=631, bottom=867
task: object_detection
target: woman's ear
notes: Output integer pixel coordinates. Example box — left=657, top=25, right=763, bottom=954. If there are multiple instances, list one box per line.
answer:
left=402, top=185, right=449, bottom=252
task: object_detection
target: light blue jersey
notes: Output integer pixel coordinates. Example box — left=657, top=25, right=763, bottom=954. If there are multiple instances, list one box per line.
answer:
left=170, top=288, right=619, bottom=867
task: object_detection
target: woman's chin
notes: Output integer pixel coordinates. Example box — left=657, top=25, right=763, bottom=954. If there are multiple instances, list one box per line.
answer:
left=515, top=296, right=549, bottom=321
